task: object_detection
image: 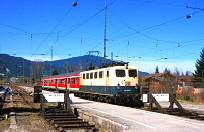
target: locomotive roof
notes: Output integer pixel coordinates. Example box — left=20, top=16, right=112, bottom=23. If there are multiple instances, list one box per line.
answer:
left=42, top=71, right=80, bottom=79
left=81, top=65, right=138, bottom=73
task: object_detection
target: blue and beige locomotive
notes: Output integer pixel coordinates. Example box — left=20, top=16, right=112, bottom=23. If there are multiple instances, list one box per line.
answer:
left=76, top=61, right=142, bottom=107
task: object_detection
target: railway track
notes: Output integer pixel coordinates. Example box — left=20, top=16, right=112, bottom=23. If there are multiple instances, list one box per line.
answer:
left=1, top=85, right=99, bottom=131
left=34, top=86, right=99, bottom=131
left=43, top=107, right=97, bottom=130
left=5, top=85, right=204, bottom=131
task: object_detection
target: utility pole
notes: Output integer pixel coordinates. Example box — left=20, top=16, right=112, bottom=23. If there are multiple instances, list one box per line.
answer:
left=49, top=44, right=54, bottom=76
left=102, top=0, right=107, bottom=66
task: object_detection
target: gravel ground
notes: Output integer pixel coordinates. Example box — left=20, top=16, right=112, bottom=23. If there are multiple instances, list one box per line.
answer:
left=0, top=85, right=56, bottom=131
left=0, top=85, right=109, bottom=131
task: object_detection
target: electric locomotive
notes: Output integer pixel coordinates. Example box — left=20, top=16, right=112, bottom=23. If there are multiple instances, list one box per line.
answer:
left=76, top=61, right=142, bottom=107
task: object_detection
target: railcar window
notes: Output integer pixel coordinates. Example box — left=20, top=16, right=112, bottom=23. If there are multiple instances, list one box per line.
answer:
left=94, top=72, right=97, bottom=79
left=86, top=73, right=89, bottom=79
left=116, top=70, right=125, bottom=77
left=68, top=78, right=70, bottom=84
left=99, top=71, right=104, bottom=78
left=90, top=72, right=93, bottom=79
left=70, top=78, right=74, bottom=84
left=83, top=73, right=85, bottom=79
left=58, top=79, right=62, bottom=84
left=62, top=79, right=65, bottom=84
left=129, top=70, right=137, bottom=77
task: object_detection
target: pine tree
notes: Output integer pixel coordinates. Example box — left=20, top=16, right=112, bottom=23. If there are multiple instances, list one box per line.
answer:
left=155, top=66, right=159, bottom=73
left=164, top=68, right=171, bottom=74
left=193, top=48, right=204, bottom=81
left=185, top=71, right=189, bottom=76
left=51, top=69, right=59, bottom=76
left=164, top=68, right=171, bottom=77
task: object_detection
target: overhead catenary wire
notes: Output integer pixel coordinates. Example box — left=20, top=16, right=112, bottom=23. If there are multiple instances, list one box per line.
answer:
left=133, top=0, right=194, bottom=8
left=29, top=4, right=76, bottom=60
left=109, top=9, right=203, bottom=41
left=58, top=0, right=118, bottom=58
left=2, top=0, right=203, bottom=66
left=100, top=6, right=204, bottom=61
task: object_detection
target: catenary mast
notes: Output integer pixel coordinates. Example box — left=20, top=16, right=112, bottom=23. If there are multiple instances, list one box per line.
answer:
left=103, top=0, right=107, bottom=66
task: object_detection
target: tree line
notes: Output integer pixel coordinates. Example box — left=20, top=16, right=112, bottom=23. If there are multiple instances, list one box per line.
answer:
left=154, top=48, right=204, bottom=81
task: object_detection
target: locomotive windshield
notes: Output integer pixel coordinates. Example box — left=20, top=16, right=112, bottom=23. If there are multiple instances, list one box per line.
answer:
left=129, top=70, right=137, bottom=77
left=116, top=70, right=125, bottom=77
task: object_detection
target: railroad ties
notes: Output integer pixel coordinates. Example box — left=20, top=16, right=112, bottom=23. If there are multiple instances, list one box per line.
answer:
left=35, top=85, right=98, bottom=131
left=43, top=108, right=97, bottom=131
left=148, top=94, right=204, bottom=121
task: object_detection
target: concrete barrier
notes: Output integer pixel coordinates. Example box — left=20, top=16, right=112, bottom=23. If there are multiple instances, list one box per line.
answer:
left=72, top=107, right=129, bottom=131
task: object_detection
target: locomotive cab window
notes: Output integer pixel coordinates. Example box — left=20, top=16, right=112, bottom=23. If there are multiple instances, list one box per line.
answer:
left=90, top=72, right=93, bottom=79
left=116, top=70, right=125, bottom=77
left=94, top=72, right=97, bottom=79
left=129, top=70, right=137, bottom=77
left=99, top=71, right=104, bottom=78
left=86, top=73, right=89, bottom=79
left=83, top=73, right=85, bottom=79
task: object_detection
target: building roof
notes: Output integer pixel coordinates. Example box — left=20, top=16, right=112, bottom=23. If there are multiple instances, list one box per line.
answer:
left=142, top=72, right=167, bottom=80
left=177, top=76, right=193, bottom=81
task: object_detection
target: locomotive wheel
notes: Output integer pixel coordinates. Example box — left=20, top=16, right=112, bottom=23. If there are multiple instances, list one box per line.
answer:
left=114, top=97, right=121, bottom=105
left=97, top=97, right=100, bottom=102
left=90, top=95, right=93, bottom=101
left=108, top=99, right=114, bottom=104
left=105, top=97, right=111, bottom=103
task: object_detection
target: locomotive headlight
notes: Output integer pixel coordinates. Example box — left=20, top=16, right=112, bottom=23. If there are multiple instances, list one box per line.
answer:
left=135, top=83, right=140, bottom=93
left=135, top=83, right=139, bottom=89
left=117, top=83, right=120, bottom=90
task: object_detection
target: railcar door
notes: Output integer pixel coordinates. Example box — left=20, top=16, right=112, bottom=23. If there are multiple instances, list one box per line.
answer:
left=105, top=70, right=110, bottom=91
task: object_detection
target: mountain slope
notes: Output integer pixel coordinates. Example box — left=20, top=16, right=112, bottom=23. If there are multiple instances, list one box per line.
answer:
left=0, top=54, right=149, bottom=77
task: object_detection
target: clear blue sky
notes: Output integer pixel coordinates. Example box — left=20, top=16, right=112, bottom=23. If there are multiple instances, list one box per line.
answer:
left=1, top=0, right=204, bottom=73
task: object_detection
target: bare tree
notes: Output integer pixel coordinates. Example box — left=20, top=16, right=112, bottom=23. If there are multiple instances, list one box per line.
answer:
left=30, top=59, right=44, bottom=84
left=160, top=73, right=177, bottom=94
left=174, top=67, right=180, bottom=76
left=173, top=67, right=180, bottom=81
left=62, top=61, right=75, bottom=73
left=75, top=59, right=85, bottom=72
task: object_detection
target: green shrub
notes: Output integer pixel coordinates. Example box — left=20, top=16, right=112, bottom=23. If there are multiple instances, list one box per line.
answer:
left=184, top=95, right=190, bottom=101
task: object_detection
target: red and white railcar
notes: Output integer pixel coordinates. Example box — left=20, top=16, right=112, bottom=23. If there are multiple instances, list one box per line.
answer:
left=40, top=72, right=80, bottom=91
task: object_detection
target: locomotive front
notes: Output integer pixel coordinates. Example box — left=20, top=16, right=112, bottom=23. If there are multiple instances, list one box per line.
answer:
left=111, top=66, right=140, bottom=95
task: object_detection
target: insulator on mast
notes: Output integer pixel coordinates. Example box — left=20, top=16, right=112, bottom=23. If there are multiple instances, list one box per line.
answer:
left=73, top=2, right=77, bottom=7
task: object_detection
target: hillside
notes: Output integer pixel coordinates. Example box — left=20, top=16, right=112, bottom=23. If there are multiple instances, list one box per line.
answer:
left=0, top=54, right=149, bottom=77
left=0, top=54, right=31, bottom=77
